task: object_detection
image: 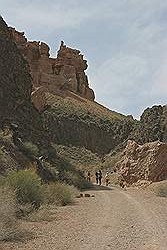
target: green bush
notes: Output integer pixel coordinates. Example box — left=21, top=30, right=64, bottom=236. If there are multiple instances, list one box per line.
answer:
left=0, top=130, right=13, bottom=145
left=45, top=182, right=78, bottom=206
left=6, top=169, right=44, bottom=208
left=21, top=142, right=39, bottom=157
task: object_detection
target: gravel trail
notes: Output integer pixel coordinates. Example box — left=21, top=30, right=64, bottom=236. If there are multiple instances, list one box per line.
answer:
left=1, top=185, right=167, bottom=250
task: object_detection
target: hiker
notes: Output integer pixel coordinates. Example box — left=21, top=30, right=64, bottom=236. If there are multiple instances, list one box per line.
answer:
left=98, top=170, right=102, bottom=185
left=87, top=172, right=91, bottom=182
left=105, top=171, right=110, bottom=186
left=120, top=179, right=125, bottom=189
left=95, top=171, right=99, bottom=184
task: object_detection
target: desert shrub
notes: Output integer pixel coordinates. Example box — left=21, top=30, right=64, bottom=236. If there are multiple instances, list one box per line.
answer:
left=6, top=169, right=44, bottom=208
left=21, top=142, right=39, bottom=158
left=45, top=182, right=79, bottom=206
left=0, top=130, right=12, bottom=145
left=0, top=175, right=6, bottom=186
left=0, top=186, right=18, bottom=241
left=61, top=170, right=90, bottom=189
left=26, top=205, right=57, bottom=222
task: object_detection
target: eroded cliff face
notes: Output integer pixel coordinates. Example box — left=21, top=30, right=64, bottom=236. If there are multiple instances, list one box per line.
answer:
left=0, top=18, right=136, bottom=156
left=9, top=27, right=95, bottom=111
left=42, top=95, right=136, bottom=155
left=0, top=17, right=46, bottom=144
left=2, top=18, right=166, bottom=157
left=117, top=140, right=167, bottom=185
left=131, top=105, right=167, bottom=144
left=8, top=25, right=136, bottom=155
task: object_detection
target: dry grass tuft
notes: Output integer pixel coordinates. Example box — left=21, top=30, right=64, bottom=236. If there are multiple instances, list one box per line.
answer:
left=45, top=182, right=79, bottom=206
left=26, top=205, right=57, bottom=222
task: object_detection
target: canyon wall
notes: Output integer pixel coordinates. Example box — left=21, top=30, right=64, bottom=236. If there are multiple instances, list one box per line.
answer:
left=0, top=17, right=47, bottom=145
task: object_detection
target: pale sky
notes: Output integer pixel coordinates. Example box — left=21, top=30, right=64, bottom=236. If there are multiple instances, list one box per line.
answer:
left=1, top=0, right=167, bottom=118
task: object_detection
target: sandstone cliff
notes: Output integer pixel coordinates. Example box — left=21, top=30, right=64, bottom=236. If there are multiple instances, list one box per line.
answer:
left=9, top=27, right=95, bottom=109
left=116, top=140, right=167, bottom=185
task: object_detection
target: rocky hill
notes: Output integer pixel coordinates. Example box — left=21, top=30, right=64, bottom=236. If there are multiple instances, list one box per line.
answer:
left=0, top=16, right=166, bottom=181
left=131, top=105, right=167, bottom=144
left=0, top=16, right=88, bottom=187
left=0, top=16, right=46, bottom=145
left=9, top=23, right=167, bottom=155
left=8, top=25, right=138, bottom=155
left=42, top=94, right=136, bottom=154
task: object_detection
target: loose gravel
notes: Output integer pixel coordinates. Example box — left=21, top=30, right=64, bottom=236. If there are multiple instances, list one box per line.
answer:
left=1, top=185, right=167, bottom=250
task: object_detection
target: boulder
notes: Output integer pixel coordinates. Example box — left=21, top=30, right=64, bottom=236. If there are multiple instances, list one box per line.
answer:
left=84, top=193, right=91, bottom=197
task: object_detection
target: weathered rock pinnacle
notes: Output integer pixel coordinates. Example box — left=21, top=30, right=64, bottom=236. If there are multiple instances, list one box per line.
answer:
left=9, top=28, right=95, bottom=111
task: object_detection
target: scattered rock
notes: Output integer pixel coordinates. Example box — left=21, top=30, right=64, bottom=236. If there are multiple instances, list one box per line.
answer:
left=84, top=193, right=91, bottom=197
left=76, top=195, right=81, bottom=198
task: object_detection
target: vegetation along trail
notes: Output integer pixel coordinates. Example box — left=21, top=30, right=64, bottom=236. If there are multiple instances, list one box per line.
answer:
left=1, top=185, right=167, bottom=250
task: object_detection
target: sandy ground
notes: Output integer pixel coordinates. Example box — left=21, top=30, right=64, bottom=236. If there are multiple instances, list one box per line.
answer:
left=0, top=185, right=167, bottom=250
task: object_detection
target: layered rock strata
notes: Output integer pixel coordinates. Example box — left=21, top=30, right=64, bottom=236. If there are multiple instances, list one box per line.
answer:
left=9, top=28, right=95, bottom=111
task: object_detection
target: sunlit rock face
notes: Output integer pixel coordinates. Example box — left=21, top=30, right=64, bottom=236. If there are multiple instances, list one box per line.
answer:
left=117, top=140, right=167, bottom=185
left=9, top=28, right=95, bottom=111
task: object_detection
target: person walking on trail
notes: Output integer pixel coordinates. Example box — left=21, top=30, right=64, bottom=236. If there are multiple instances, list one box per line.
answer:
left=98, top=170, right=102, bottom=185
left=87, top=172, right=91, bottom=182
left=119, top=178, right=125, bottom=189
left=105, top=171, right=110, bottom=186
left=95, top=171, right=99, bottom=184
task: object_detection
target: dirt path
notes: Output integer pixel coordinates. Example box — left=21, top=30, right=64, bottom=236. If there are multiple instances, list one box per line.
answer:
left=1, top=185, right=167, bottom=250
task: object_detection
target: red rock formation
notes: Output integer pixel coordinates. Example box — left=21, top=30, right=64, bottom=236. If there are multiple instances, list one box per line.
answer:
left=9, top=28, right=95, bottom=111
left=116, top=140, right=167, bottom=185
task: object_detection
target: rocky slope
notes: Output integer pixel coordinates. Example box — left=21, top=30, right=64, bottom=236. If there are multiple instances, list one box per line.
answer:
left=8, top=26, right=137, bottom=155
left=8, top=21, right=167, bottom=156
left=1, top=16, right=166, bottom=166
left=42, top=94, right=136, bottom=154
left=0, top=16, right=46, bottom=146
left=116, top=140, right=167, bottom=185
left=131, top=105, right=167, bottom=144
